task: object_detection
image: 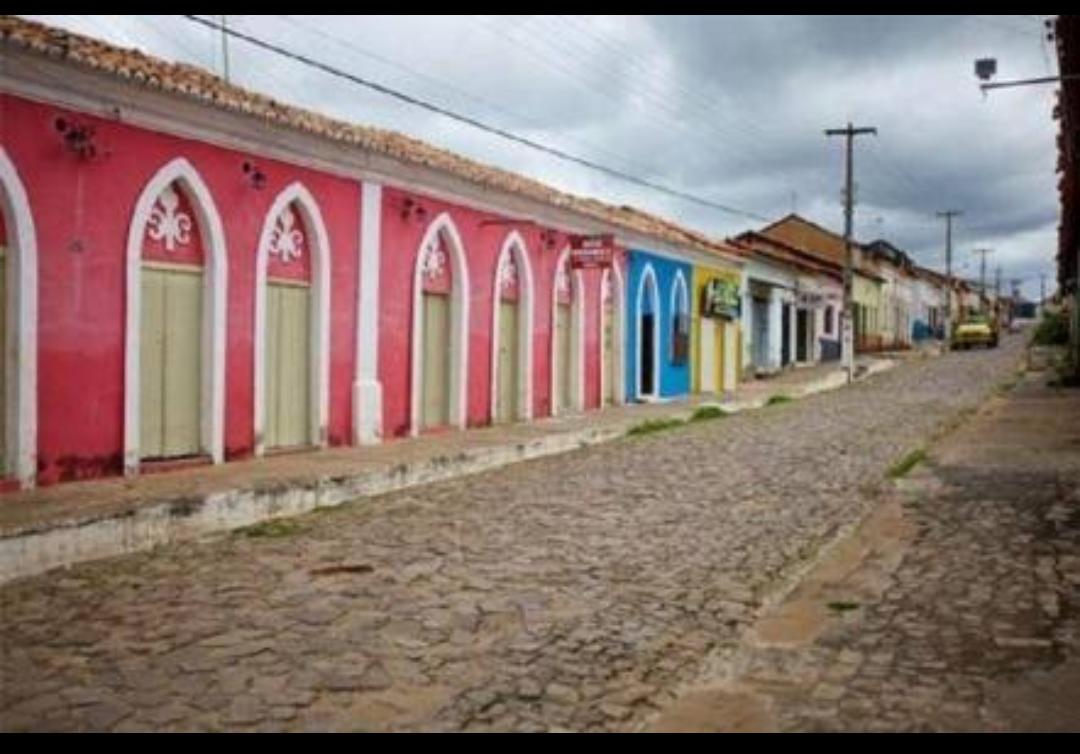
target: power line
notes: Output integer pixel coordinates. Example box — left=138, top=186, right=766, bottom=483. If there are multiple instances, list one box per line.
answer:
left=539, top=16, right=799, bottom=169
left=181, top=14, right=770, bottom=222
left=544, top=14, right=835, bottom=194
left=275, top=15, right=664, bottom=180
left=470, top=14, right=787, bottom=183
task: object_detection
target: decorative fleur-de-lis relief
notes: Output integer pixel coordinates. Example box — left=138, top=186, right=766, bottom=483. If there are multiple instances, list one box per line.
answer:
left=498, top=252, right=519, bottom=292
left=269, top=207, right=305, bottom=264
left=421, top=238, right=448, bottom=281
left=555, top=263, right=570, bottom=297
left=146, top=185, right=192, bottom=252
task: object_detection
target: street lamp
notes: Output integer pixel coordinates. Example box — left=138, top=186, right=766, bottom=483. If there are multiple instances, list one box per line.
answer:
left=975, top=61, right=1080, bottom=92
left=974, top=26, right=1080, bottom=93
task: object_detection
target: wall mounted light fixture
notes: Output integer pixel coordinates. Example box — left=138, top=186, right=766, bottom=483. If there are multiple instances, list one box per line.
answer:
left=242, top=161, right=266, bottom=190
left=400, top=196, right=428, bottom=223
left=539, top=228, right=559, bottom=250
left=54, top=116, right=100, bottom=160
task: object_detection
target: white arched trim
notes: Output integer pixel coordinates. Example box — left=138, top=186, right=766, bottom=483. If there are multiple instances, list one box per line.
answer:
left=670, top=268, right=689, bottom=362
left=599, top=261, right=626, bottom=407
left=124, top=157, right=227, bottom=475
left=489, top=230, right=535, bottom=422
left=253, top=182, right=332, bottom=456
left=635, top=262, right=661, bottom=400
left=549, top=247, right=585, bottom=416
left=410, top=212, right=470, bottom=436
left=0, top=148, right=38, bottom=488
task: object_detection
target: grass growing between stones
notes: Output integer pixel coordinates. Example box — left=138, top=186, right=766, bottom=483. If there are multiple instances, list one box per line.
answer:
left=238, top=518, right=305, bottom=539
left=887, top=448, right=926, bottom=479
left=689, top=405, right=729, bottom=422
left=996, top=368, right=1027, bottom=394
left=626, top=417, right=686, bottom=437
left=765, top=394, right=792, bottom=407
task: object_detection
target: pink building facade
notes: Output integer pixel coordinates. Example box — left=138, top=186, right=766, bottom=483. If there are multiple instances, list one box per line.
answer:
left=0, top=19, right=675, bottom=491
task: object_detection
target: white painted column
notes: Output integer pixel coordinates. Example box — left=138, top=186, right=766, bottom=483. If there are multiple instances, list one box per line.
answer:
left=813, top=308, right=822, bottom=363
left=741, top=279, right=753, bottom=372
left=354, top=181, right=383, bottom=445
left=768, top=289, right=783, bottom=372
left=788, top=303, right=797, bottom=366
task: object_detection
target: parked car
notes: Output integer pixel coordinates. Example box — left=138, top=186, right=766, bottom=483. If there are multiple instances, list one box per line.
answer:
left=952, top=314, right=998, bottom=349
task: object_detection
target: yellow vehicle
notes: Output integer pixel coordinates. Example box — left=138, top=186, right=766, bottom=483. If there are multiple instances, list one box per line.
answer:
left=952, top=314, right=998, bottom=349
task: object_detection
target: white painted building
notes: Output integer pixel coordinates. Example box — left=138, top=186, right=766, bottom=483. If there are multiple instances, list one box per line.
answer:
left=741, top=257, right=797, bottom=376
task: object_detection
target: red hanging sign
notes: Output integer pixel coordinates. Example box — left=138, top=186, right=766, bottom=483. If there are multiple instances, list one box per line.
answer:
left=569, top=233, right=615, bottom=269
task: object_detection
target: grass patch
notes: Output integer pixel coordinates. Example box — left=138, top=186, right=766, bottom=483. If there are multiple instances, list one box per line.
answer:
left=996, top=376, right=1020, bottom=394
left=626, top=417, right=685, bottom=437
left=238, top=518, right=304, bottom=539
left=887, top=448, right=926, bottom=479
left=996, top=367, right=1027, bottom=394
left=689, top=405, right=729, bottom=422
left=1048, top=348, right=1080, bottom=388
left=1031, top=309, right=1070, bottom=346
left=827, top=601, right=860, bottom=613
left=765, top=394, right=792, bottom=407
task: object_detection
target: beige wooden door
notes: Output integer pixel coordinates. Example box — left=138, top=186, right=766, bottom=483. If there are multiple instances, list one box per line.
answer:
left=422, top=292, right=450, bottom=429
left=700, top=316, right=718, bottom=392
left=266, top=282, right=311, bottom=449
left=0, top=249, right=6, bottom=468
left=556, top=303, right=572, bottom=413
left=603, top=300, right=615, bottom=405
left=496, top=300, right=519, bottom=423
left=723, top=321, right=738, bottom=391
left=140, top=266, right=202, bottom=459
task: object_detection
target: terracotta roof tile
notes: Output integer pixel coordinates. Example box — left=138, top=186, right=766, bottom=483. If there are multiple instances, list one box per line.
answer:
left=1, top=14, right=742, bottom=264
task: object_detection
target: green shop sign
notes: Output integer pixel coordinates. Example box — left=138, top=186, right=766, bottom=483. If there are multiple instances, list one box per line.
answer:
left=701, top=277, right=741, bottom=319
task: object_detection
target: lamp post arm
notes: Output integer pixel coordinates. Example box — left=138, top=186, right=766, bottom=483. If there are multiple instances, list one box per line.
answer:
left=980, top=72, right=1080, bottom=91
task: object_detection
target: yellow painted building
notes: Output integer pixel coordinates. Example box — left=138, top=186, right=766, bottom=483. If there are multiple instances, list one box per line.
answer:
left=853, top=271, right=886, bottom=350
left=691, top=264, right=742, bottom=394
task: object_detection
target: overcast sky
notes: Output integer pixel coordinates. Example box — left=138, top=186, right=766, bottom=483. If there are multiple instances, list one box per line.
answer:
left=25, top=15, right=1061, bottom=300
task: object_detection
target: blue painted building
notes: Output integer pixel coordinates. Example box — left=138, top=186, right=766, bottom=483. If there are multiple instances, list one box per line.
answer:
left=625, top=250, right=693, bottom=401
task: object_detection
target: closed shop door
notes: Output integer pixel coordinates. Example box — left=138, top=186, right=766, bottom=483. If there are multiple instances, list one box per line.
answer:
left=140, top=266, right=202, bottom=459
left=603, top=300, right=615, bottom=405
left=752, top=298, right=769, bottom=368
left=556, top=303, right=572, bottom=412
left=723, top=321, right=738, bottom=391
left=796, top=309, right=809, bottom=362
left=700, top=316, right=718, bottom=392
left=496, top=300, right=519, bottom=422
left=422, top=292, right=451, bottom=429
left=266, top=282, right=311, bottom=449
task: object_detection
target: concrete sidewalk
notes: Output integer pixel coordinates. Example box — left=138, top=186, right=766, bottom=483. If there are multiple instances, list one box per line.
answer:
left=0, top=356, right=896, bottom=585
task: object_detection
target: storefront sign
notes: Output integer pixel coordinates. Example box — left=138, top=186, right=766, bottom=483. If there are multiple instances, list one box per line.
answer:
left=701, top=277, right=741, bottom=319
left=796, top=289, right=841, bottom=308
left=568, top=234, right=614, bottom=269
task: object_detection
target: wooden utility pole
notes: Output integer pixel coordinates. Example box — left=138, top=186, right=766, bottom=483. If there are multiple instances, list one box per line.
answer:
left=937, top=210, right=962, bottom=346
left=826, top=123, right=876, bottom=383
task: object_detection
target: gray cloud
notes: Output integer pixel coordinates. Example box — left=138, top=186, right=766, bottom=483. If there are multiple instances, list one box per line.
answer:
left=23, top=14, right=1061, bottom=300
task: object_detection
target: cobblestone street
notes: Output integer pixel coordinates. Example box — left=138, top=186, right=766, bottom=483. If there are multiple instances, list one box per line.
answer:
left=1, top=337, right=1027, bottom=732
left=653, top=342, right=1080, bottom=733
